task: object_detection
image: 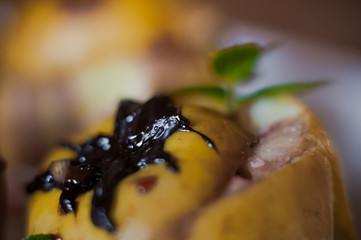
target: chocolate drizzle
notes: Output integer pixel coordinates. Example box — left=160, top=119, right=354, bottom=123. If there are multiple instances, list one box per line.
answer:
left=27, top=95, right=215, bottom=232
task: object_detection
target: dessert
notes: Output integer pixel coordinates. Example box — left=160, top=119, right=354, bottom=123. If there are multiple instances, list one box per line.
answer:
left=24, top=45, right=357, bottom=240
left=25, top=94, right=357, bottom=240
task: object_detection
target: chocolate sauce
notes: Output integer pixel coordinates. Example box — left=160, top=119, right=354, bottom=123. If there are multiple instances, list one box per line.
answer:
left=27, top=95, right=215, bottom=232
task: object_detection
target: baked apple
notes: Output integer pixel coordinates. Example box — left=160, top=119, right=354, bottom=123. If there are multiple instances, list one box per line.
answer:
left=25, top=94, right=356, bottom=239
left=24, top=44, right=357, bottom=240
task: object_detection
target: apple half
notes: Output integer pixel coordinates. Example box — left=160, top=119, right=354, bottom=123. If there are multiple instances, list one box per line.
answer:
left=26, top=96, right=357, bottom=240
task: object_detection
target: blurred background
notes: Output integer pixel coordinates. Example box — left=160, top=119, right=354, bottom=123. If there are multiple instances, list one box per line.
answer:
left=0, top=0, right=360, bottom=239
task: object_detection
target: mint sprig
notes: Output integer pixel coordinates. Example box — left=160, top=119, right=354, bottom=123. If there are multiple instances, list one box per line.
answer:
left=211, top=44, right=262, bottom=83
left=170, top=43, right=327, bottom=114
left=237, top=81, right=327, bottom=106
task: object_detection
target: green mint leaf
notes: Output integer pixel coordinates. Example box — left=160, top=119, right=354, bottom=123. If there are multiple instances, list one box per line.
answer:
left=22, top=234, right=55, bottom=240
left=237, top=81, right=327, bottom=105
left=170, top=85, right=227, bottom=102
left=211, top=44, right=262, bottom=83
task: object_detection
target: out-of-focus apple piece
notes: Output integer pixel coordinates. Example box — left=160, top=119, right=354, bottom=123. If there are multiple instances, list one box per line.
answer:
left=0, top=0, right=221, bottom=170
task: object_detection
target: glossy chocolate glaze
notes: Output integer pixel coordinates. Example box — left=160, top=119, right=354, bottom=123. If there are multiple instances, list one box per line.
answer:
left=27, top=95, right=215, bottom=232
